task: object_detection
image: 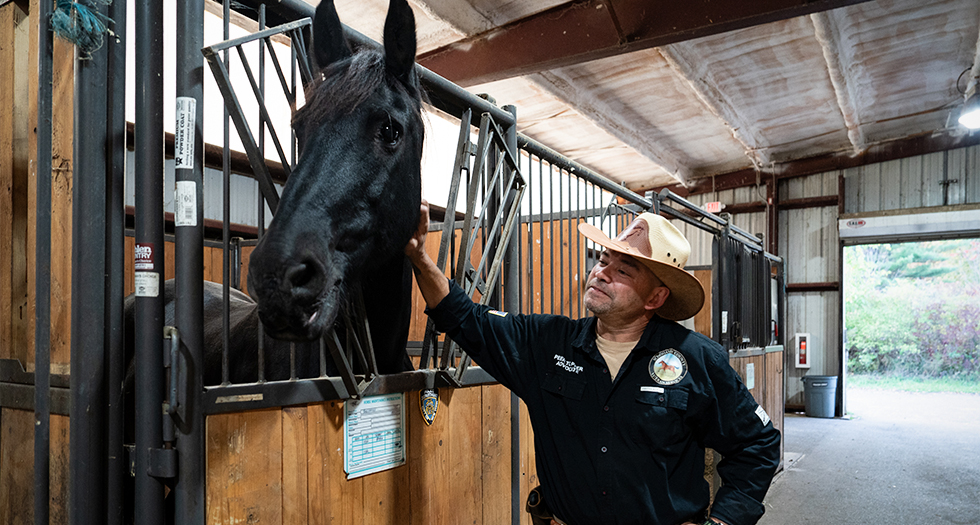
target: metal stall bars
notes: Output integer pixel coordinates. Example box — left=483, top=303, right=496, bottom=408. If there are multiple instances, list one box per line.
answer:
left=418, top=108, right=527, bottom=384
left=197, top=15, right=523, bottom=414
left=512, top=136, right=785, bottom=353
left=653, top=189, right=785, bottom=351
left=516, top=135, right=655, bottom=318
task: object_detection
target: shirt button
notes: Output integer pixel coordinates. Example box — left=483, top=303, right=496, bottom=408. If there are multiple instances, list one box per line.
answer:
left=603, top=405, right=610, bottom=411
left=602, top=368, right=608, bottom=374
left=659, top=396, right=665, bottom=402
left=601, top=446, right=607, bottom=453
left=601, top=491, right=608, bottom=496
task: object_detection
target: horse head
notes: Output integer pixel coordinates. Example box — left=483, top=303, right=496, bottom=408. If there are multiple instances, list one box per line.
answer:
left=247, top=0, right=422, bottom=342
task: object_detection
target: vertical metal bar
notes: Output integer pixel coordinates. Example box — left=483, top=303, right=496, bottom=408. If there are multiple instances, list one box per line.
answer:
left=549, top=163, right=554, bottom=314
left=502, top=105, right=522, bottom=525
left=71, top=0, right=110, bottom=520
left=106, top=0, right=129, bottom=522
left=34, top=0, right=54, bottom=521
left=538, top=158, right=543, bottom=315
left=257, top=5, right=267, bottom=383
left=134, top=0, right=167, bottom=520
left=222, top=0, right=232, bottom=385
left=175, top=0, right=206, bottom=521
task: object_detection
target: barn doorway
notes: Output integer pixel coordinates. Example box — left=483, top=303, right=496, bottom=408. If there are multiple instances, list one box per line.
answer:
left=842, top=238, right=980, bottom=407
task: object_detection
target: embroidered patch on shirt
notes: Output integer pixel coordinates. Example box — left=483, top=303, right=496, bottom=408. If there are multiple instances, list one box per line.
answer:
left=553, top=354, right=584, bottom=374
left=648, top=349, right=688, bottom=385
left=489, top=309, right=508, bottom=317
left=640, top=386, right=665, bottom=393
left=755, top=405, right=771, bottom=426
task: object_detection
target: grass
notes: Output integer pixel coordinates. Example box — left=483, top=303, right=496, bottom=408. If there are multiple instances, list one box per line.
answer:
left=847, top=373, right=980, bottom=394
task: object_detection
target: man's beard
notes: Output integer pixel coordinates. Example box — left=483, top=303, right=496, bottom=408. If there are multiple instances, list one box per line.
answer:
left=584, top=279, right=612, bottom=314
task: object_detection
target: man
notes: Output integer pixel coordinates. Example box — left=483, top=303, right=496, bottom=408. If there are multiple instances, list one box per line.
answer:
left=405, top=202, right=780, bottom=525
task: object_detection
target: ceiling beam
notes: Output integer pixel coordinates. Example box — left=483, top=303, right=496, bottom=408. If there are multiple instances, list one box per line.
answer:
left=417, top=0, right=877, bottom=87
left=530, top=70, right=694, bottom=184
left=810, top=11, right=867, bottom=153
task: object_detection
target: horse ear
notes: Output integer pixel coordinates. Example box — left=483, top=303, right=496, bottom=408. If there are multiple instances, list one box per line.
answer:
left=312, top=0, right=352, bottom=70
left=383, top=0, right=417, bottom=82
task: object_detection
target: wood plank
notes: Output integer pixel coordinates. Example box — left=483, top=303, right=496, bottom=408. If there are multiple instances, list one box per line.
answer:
left=23, top=0, right=37, bottom=369
left=49, top=35, right=74, bottom=367
left=448, top=387, right=482, bottom=522
left=307, top=401, right=361, bottom=524
left=202, top=245, right=215, bottom=282
left=124, top=236, right=135, bottom=296
left=360, top=445, right=410, bottom=525
left=408, top=388, right=451, bottom=525
left=0, top=409, right=34, bottom=525
left=0, top=1, right=15, bottom=358
left=239, top=245, right=254, bottom=296
left=205, top=409, right=283, bottom=525
left=49, top=414, right=69, bottom=525
left=765, top=350, right=785, bottom=464
left=281, top=407, right=309, bottom=525
left=519, top=399, right=537, bottom=525
left=692, top=269, right=712, bottom=338
left=481, top=383, right=512, bottom=524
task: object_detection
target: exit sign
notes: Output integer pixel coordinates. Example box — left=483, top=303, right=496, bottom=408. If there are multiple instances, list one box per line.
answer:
left=703, top=201, right=724, bottom=214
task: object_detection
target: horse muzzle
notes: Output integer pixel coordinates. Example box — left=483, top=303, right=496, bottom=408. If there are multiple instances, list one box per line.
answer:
left=248, top=246, right=345, bottom=342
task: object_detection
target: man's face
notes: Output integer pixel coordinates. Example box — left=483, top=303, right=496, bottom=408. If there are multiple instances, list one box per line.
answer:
left=584, top=250, right=664, bottom=318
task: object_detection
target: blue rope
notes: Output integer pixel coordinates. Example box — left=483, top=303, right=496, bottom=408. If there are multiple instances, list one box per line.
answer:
left=51, top=0, right=113, bottom=59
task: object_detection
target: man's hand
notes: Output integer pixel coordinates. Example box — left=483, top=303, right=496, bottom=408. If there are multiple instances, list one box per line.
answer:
left=404, top=200, right=450, bottom=308
left=404, top=200, right=430, bottom=266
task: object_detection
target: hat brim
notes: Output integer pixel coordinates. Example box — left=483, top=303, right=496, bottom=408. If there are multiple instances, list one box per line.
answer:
left=578, top=222, right=705, bottom=321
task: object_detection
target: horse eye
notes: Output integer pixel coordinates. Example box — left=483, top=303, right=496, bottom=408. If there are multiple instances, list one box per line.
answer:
left=378, top=123, right=401, bottom=147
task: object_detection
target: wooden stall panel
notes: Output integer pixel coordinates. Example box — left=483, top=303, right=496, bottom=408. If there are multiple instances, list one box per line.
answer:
left=281, top=407, right=309, bottom=525
left=522, top=218, right=586, bottom=317
left=206, top=408, right=284, bottom=525
left=765, top=350, right=785, bottom=461
left=519, top=399, right=538, bottom=525
left=692, top=269, right=712, bottom=338
left=481, top=384, right=512, bottom=524
left=307, top=400, right=363, bottom=524
left=729, top=354, right=766, bottom=404
left=0, top=409, right=34, bottom=525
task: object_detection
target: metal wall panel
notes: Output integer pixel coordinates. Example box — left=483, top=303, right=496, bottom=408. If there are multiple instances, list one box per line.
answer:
left=844, top=145, right=980, bottom=213
left=785, top=292, right=840, bottom=406
left=125, top=150, right=276, bottom=229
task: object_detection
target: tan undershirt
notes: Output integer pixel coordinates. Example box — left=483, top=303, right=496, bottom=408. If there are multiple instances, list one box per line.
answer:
left=595, top=335, right=639, bottom=381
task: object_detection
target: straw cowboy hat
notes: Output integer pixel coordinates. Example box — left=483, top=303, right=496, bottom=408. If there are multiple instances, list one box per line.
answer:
left=578, top=213, right=705, bottom=321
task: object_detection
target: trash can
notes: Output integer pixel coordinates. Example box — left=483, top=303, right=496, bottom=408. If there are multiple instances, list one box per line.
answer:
left=802, top=375, right=837, bottom=418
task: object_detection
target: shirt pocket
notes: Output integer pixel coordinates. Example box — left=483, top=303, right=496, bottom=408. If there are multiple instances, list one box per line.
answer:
left=541, top=372, right=586, bottom=401
left=628, top=388, right=690, bottom=447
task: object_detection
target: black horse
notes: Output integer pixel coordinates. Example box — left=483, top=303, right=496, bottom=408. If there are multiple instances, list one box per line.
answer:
left=246, top=0, right=421, bottom=375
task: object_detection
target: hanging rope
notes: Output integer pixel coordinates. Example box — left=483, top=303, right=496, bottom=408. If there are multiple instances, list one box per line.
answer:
left=51, top=0, right=114, bottom=59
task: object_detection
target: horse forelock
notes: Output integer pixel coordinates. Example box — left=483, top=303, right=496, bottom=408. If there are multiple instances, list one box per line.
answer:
left=293, top=49, right=423, bottom=137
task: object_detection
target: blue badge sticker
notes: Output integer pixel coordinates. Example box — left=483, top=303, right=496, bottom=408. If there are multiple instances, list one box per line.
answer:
left=420, top=388, right=439, bottom=426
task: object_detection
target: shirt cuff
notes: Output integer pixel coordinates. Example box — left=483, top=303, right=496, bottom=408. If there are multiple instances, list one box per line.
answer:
left=710, top=485, right=766, bottom=525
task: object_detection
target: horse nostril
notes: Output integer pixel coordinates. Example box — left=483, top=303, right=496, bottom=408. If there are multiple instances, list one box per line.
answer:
left=284, top=262, right=318, bottom=290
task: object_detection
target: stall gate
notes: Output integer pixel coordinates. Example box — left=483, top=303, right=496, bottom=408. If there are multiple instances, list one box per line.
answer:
left=0, top=1, right=785, bottom=524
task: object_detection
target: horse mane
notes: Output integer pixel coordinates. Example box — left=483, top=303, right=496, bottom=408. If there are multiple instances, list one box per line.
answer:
left=293, top=48, right=424, bottom=134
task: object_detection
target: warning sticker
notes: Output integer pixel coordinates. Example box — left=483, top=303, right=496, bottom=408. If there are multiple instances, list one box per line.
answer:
left=134, top=271, right=160, bottom=297
left=175, top=181, right=197, bottom=227
left=174, top=97, right=196, bottom=170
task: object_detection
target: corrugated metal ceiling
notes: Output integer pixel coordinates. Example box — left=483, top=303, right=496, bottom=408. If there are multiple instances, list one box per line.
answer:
left=314, top=0, right=980, bottom=193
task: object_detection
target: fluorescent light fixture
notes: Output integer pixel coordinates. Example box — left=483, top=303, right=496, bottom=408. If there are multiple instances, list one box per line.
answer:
left=959, top=91, right=980, bottom=129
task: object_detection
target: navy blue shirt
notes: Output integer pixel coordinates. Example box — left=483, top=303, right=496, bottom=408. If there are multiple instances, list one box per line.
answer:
left=427, top=281, right=780, bottom=525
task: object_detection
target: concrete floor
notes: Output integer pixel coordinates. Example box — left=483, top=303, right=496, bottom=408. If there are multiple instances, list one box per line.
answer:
left=758, top=387, right=980, bottom=525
